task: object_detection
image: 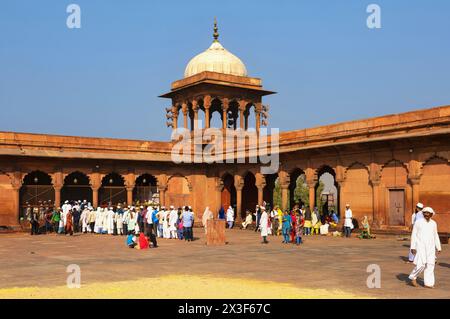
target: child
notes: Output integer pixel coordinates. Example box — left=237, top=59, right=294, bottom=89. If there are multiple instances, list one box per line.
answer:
left=177, top=216, right=184, bottom=240
left=126, top=232, right=137, bottom=248
left=295, top=213, right=304, bottom=245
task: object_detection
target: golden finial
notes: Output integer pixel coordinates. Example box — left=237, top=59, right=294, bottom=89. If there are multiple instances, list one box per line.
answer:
left=213, top=17, right=219, bottom=42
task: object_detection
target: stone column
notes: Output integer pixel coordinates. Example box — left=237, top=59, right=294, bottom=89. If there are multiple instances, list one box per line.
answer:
left=159, top=185, right=167, bottom=207
left=234, top=176, right=244, bottom=222
left=308, top=182, right=316, bottom=211
left=281, top=184, right=289, bottom=212
left=54, top=185, right=62, bottom=208
left=204, top=95, right=211, bottom=129
left=371, top=180, right=381, bottom=228
left=216, top=178, right=224, bottom=216
left=182, top=103, right=188, bottom=129
left=172, top=107, right=178, bottom=130
left=239, top=100, right=246, bottom=130
left=409, top=177, right=420, bottom=207
left=222, top=98, right=229, bottom=130
left=126, top=187, right=133, bottom=206
left=192, top=100, right=199, bottom=130
left=92, top=187, right=99, bottom=209
left=255, top=110, right=261, bottom=135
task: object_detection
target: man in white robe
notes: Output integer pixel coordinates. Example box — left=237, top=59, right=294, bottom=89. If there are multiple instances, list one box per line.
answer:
left=162, top=206, right=171, bottom=238
left=80, top=207, right=89, bottom=233
left=107, top=208, right=115, bottom=235
left=169, top=207, right=178, bottom=239
left=94, top=207, right=103, bottom=234
left=226, top=206, right=234, bottom=229
left=408, top=202, right=424, bottom=262
left=202, top=207, right=214, bottom=234
left=408, top=207, right=441, bottom=288
left=260, top=207, right=269, bottom=244
left=343, top=204, right=353, bottom=238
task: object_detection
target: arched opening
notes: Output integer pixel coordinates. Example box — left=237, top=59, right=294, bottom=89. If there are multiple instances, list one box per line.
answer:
left=165, top=174, right=191, bottom=209
left=210, top=98, right=223, bottom=128
left=20, top=170, right=55, bottom=212
left=244, top=103, right=256, bottom=131
left=316, top=166, right=339, bottom=218
left=99, top=173, right=126, bottom=207
left=242, top=172, right=258, bottom=219
left=381, top=160, right=409, bottom=226
left=288, top=168, right=306, bottom=210
left=226, top=100, right=239, bottom=130
left=61, top=171, right=92, bottom=203
left=221, top=173, right=236, bottom=211
left=263, top=173, right=278, bottom=210
left=133, top=174, right=158, bottom=205
left=341, top=163, right=371, bottom=223
left=420, top=156, right=450, bottom=227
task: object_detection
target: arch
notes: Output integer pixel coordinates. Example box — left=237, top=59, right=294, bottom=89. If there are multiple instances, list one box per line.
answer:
left=20, top=170, right=55, bottom=210
left=99, top=172, right=126, bottom=206
left=288, top=168, right=306, bottom=210
left=420, top=156, right=450, bottom=218
left=421, top=154, right=449, bottom=169
left=226, top=100, right=239, bottom=129
left=341, top=163, right=372, bottom=223
left=244, top=102, right=256, bottom=130
left=134, top=173, right=158, bottom=204
left=165, top=173, right=191, bottom=209
left=315, top=165, right=339, bottom=217
left=263, top=173, right=278, bottom=210
left=209, top=98, right=223, bottom=128
left=61, top=171, right=93, bottom=203
left=221, top=173, right=236, bottom=212
left=242, top=171, right=258, bottom=218
left=380, top=159, right=409, bottom=226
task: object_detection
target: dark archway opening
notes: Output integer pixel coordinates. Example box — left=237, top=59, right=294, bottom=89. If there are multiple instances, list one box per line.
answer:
left=242, top=172, right=258, bottom=219
left=61, top=171, right=92, bottom=203
left=289, top=168, right=306, bottom=211
left=133, top=174, right=158, bottom=204
left=316, top=166, right=339, bottom=218
left=263, top=173, right=278, bottom=210
left=20, top=171, right=55, bottom=214
left=221, top=173, right=236, bottom=212
left=99, top=173, right=126, bottom=207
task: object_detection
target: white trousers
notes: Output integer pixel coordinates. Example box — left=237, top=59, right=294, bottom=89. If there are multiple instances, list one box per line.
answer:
left=409, top=263, right=435, bottom=287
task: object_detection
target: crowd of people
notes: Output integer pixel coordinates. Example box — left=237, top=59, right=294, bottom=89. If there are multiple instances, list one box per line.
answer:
left=240, top=202, right=342, bottom=245
left=25, top=200, right=197, bottom=249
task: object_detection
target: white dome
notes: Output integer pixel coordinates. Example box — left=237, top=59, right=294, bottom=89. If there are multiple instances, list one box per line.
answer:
left=184, top=40, right=248, bottom=78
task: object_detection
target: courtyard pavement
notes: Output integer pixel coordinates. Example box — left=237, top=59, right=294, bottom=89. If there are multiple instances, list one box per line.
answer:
left=0, top=228, right=448, bottom=298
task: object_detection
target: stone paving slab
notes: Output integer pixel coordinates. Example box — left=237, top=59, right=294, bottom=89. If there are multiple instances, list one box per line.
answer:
left=0, top=229, right=448, bottom=298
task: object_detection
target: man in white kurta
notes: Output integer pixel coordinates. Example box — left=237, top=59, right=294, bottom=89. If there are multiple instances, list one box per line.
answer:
left=107, top=208, right=115, bottom=235
left=226, top=206, right=234, bottom=229
left=408, top=202, right=424, bottom=262
left=169, top=208, right=178, bottom=239
left=344, top=204, right=353, bottom=238
left=162, top=207, right=171, bottom=239
left=260, top=208, right=269, bottom=244
left=408, top=207, right=441, bottom=288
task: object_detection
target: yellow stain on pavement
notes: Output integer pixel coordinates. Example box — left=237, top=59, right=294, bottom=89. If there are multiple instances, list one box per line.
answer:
left=0, top=274, right=369, bottom=299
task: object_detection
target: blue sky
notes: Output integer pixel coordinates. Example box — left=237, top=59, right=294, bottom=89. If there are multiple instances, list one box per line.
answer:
left=1, top=0, right=449, bottom=141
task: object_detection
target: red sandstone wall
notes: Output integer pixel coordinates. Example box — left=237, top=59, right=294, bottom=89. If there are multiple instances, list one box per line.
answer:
left=341, top=165, right=373, bottom=223
left=0, top=174, right=16, bottom=226
left=419, top=158, right=450, bottom=232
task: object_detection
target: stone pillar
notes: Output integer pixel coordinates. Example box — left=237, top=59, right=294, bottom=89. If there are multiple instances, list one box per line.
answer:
left=235, top=185, right=243, bottom=222
left=222, top=98, right=229, bottom=130
left=305, top=168, right=317, bottom=210
left=204, top=95, right=211, bottom=129
left=410, top=177, right=420, bottom=208
left=126, top=187, right=133, bottom=206
left=369, top=163, right=382, bottom=228
left=54, top=186, right=62, bottom=208
left=159, top=186, right=167, bottom=207
left=216, top=178, right=224, bottom=216
left=192, top=100, right=199, bottom=130
left=92, top=187, right=99, bottom=208
left=182, top=103, right=188, bottom=129
left=281, top=184, right=289, bottom=212
left=239, top=100, right=246, bottom=130
left=172, top=107, right=178, bottom=130
left=255, top=110, right=261, bottom=135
